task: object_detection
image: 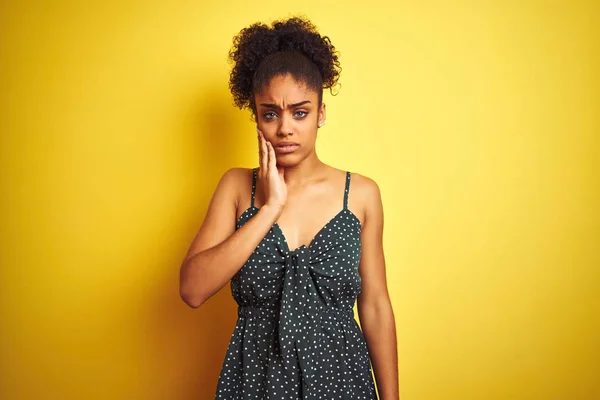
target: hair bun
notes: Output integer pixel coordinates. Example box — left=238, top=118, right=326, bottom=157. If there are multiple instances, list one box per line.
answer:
left=228, top=16, right=341, bottom=112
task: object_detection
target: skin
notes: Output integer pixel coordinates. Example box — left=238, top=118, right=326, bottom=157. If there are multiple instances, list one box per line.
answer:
left=179, top=73, right=399, bottom=399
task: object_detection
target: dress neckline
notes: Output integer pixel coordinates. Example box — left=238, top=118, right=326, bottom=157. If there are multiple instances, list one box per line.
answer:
left=236, top=205, right=362, bottom=253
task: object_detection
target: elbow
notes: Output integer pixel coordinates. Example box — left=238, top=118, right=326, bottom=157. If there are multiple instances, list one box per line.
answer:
left=179, top=285, right=206, bottom=309
left=179, top=263, right=207, bottom=309
left=357, top=293, right=395, bottom=320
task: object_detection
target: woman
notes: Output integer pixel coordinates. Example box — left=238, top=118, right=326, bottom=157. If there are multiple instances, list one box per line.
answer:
left=179, top=16, right=399, bottom=399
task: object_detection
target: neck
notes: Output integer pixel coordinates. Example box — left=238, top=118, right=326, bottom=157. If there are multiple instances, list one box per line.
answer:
left=277, top=150, right=327, bottom=187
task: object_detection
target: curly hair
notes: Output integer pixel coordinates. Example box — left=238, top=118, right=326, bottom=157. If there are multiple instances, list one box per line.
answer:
left=228, top=16, right=341, bottom=114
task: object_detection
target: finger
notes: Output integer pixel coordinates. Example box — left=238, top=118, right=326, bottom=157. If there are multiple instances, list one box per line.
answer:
left=259, top=131, right=267, bottom=176
left=256, top=127, right=261, bottom=160
left=267, top=141, right=277, bottom=174
left=256, top=128, right=262, bottom=173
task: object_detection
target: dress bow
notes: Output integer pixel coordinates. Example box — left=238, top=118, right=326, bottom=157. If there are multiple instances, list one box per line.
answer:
left=277, top=247, right=320, bottom=391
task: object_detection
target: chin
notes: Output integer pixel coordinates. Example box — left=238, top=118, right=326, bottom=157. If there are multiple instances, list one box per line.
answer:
left=275, top=154, right=300, bottom=168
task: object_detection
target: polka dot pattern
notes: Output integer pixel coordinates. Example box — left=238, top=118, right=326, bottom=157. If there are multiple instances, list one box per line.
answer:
left=215, top=168, right=377, bottom=399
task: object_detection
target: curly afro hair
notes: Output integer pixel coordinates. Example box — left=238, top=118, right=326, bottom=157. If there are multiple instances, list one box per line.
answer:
left=228, top=16, right=341, bottom=114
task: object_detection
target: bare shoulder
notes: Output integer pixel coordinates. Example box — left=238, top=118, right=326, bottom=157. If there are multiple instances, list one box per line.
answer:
left=218, top=167, right=254, bottom=208
left=350, top=172, right=382, bottom=206
left=220, top=166, right=252, bottom=185
left=348, top=171, right=383, bottom=226
left=221, top=166, right=252, bottom=180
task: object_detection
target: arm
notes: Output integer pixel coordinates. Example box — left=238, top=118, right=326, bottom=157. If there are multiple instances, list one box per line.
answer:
left=356, top=177, right=399, bottom=400
left=180, top=130, right=286, bottom=308
left=179, top=168, right=282, bottom=308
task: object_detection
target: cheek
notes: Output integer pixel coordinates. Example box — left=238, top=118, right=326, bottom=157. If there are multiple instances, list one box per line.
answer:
left=256, top=122, right=273, bottom=135
left=256, top=124, right=278, bottom=143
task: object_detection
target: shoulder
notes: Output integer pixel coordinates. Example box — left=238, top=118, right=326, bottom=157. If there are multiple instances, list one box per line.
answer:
left=348, top=171, right=383, bottom=226
left=214, top=167, right=254, bottom=205
left=220, top=167, right=253, bottom=183
left=349, top=171, right=382, bottom=204
left=215, top=167, right=251, bottom=189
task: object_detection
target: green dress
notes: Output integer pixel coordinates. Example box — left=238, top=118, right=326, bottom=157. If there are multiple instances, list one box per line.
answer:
left=215, top=168, right=377, bottom=399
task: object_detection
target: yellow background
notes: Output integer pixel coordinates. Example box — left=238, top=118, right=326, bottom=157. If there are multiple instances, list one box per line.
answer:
left=1, top=1, right=598, bottom=399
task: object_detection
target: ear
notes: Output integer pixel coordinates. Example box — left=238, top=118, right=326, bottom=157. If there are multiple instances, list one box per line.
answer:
left=318, top=102, right=327, bottom=127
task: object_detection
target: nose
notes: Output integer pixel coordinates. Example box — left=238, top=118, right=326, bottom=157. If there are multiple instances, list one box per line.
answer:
left=277, top=114, right=293, bottom=137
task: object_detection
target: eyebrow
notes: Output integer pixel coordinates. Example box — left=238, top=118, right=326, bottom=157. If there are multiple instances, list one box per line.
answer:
left=258, top=100, right=311, bottom=110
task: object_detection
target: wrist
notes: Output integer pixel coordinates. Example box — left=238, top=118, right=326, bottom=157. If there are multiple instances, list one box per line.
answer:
left=261, top=202, right=284, bottom=219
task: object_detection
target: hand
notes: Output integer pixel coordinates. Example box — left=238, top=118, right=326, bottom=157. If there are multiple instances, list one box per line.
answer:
left=257, top=128, right=287, bottom=209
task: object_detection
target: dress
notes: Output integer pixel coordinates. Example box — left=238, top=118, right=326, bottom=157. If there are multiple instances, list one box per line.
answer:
left=215, top=168, right=377, bottom=399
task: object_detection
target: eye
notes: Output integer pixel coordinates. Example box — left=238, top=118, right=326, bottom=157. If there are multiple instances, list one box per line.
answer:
left=294, top=110, right=308, bottom=118
left=263, top=112, right=277, bottom=120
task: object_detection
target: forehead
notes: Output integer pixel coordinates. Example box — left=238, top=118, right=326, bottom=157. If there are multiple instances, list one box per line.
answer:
left=255, top=74, right=318, bottom=103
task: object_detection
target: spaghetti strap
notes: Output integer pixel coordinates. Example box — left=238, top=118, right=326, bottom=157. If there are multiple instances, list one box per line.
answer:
left=343, top=171, right=351, bottom=210
left=251, top=168, right=257, bottom=208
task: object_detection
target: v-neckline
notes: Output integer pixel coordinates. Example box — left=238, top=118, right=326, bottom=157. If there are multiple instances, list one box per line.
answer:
left=274, top=209, right=346, bottom=253
left=237, top=206, right=362, bottom=254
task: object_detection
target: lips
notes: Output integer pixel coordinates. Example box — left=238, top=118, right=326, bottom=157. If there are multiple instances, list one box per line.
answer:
left=273, top=142, right=299, bottom=154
